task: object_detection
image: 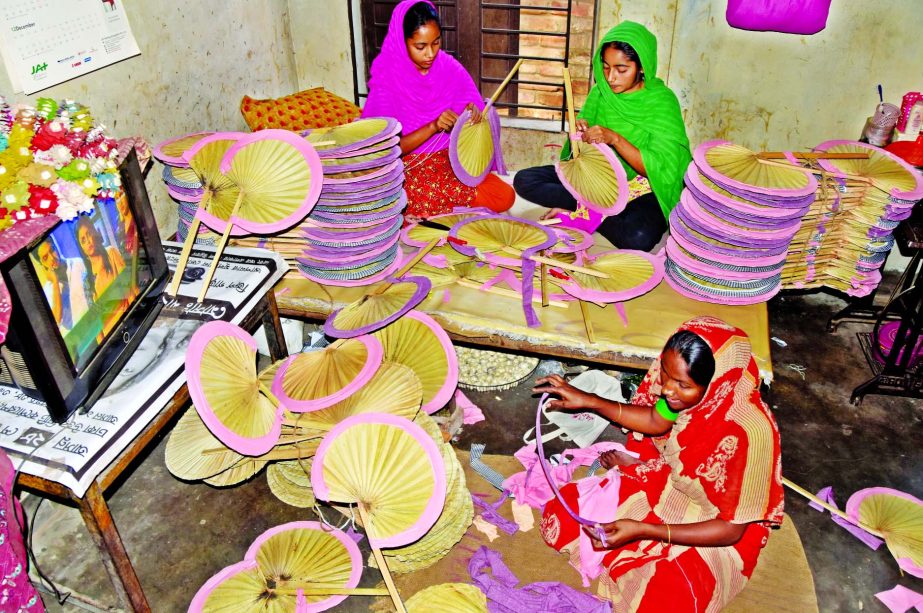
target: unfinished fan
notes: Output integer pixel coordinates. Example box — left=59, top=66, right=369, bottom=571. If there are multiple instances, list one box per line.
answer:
left=271, top=335, right=383, bottom=412
left=188, top=521, right=366, bottom=612
left=323, top=276, right=432, bottom=338
left=153, top=131, right=214, bottom=167
left=555, top=137, right=630, bottom=215
left=448, top=217, right=555, bottom=267
left=846, top=487, right=923, bottom=578
left=267, top=459, right=316, bottom=509
left=371, top=310, right=458, bottom=414
left=405, top=583, right=488, bottom=613
left=693, top=140, right=817, bottom=199
left=814, top=140, right=923, bottom=201
left=401, top=209, right=494, bottom=248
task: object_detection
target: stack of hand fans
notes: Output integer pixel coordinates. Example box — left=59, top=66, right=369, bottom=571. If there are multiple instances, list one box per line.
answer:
left=296, top=117, right=408, bottom=286
left=780, top=140, right=923, bottom=296
left=153, top=132, right=219, bottom=245
left=665, top=140, right=817, bottom=304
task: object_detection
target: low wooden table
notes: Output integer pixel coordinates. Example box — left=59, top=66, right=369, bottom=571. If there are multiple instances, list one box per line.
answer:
left=275, top=274, right=774, bottom=383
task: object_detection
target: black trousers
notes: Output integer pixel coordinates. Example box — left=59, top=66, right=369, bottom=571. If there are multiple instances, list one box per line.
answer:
left=513, top=165, right=667, bottom=252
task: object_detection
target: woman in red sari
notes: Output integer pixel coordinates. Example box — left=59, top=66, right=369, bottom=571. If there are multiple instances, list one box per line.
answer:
left=533, top=316, right=784, bottom=611
left=361, top=0, right=515, bottom=219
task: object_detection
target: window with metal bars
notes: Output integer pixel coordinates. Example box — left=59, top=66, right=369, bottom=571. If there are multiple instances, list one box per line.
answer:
left=351, top=0, right=597, bottom=131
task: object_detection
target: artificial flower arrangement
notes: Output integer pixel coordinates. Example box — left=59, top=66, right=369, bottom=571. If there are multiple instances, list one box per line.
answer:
left=0, top=96, right=122, bottom=231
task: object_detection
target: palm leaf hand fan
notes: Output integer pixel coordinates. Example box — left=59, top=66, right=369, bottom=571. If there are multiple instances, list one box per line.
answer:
left=694, top=140, right=817, bottom=198
left=165, top=406, right=250, bottom=482
left=267, top=458, right=317, bottom=509
left=846, top=487, right=923, bottom=578
left=304, top=117, right=401, bottom=157
left=311, top=413, right=447, bottom=612
left=814, top=140, right=923, bottom=202
left=271, top=335, right=383, bottom=413
left=401, top=210, right=493, bottom=248
left=294, top=361, right=423, bottom=431
left=371, top=310, right=458, bottom=414
left=405, top=583, right=488, bottom=613
left=555, top=137, right=630, bottom=215
left=165, top=132, right=244, bottom=296
left=188, top=521, right=376, bottom=612
left=153, top=131, right=214, bottom=167
left=557, top=249, right=664, bottom=305
left=186, top=321, right=310, bottom=456
left=324, top=275, right=433, bottom=338
left=449, top=59, right=522, bottom=186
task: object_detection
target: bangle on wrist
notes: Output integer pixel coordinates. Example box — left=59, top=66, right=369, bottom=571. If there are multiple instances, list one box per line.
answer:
left=616, top=401, right=623, bottom=423
left=665, top=523, right=671, bottom=546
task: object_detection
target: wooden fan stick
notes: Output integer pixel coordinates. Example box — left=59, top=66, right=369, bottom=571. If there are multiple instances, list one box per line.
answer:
left=357, top=503, right=407, bottom=613
left=498, top=246, right=609, bottom=278
left=366, top=237, right=442, bottom=297
left=483, top=58, right=525, bottom=115
left=540, top=263, right=550, bottom=307
left=272, top=585, right=390, bottom=597
left=782, top=477, right=885, bottom=538
left=167, top=190, right=212, bottom=296
left=757, top=156, right=877, bottom=187
left=757, top=152, right=870, bottom=160
left=456, top=278, right=568, bottom=308
left=537, top=217, right=563, bottom=226
left=578, top=300, right=596, bottom=344
left=563, top=67, right=578, bottom=158
left=197, top=191, right=246, bottom=302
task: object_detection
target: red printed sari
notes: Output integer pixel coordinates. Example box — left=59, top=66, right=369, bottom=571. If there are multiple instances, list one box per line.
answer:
left=541, top=316, right=784, bottom=612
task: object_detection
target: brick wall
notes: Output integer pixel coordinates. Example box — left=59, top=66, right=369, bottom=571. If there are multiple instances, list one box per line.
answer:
left=516, top=0, right=596, bottom=120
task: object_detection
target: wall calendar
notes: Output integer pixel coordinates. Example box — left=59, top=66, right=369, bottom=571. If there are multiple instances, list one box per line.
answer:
left=0, top=0, right=140, bottom=94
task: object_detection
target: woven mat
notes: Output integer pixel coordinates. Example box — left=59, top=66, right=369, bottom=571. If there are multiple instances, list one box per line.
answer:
left=374, top=451, right=817, bottom=612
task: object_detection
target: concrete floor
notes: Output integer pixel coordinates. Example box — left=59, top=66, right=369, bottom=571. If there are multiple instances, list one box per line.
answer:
left=23, top=282, right=923, bottom=612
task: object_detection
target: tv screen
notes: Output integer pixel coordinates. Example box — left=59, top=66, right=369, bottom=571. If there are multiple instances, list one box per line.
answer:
left=0, top=149, right=169, bottom=422
left=27, top=191, right=155, bottom=373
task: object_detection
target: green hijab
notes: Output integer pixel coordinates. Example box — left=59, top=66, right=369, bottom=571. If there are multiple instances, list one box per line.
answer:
left=564, top=21, right=691, bottom=220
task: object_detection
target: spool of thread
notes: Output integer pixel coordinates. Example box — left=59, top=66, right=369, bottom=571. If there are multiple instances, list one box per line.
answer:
left=897, top=92, right=923, bottom=132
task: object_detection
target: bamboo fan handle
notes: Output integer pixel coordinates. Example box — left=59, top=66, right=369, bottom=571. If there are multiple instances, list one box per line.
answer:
left=757, top=152, right=870, bottom=160
left=167, top=190, right=213, bottom=296
left=757, top=157, right=875, bottom=185
left=499, top=246, right=609, bottom=279
left=540, top=263, right=549, bottom=308
left=563, top=67, right=578, bottom=158
left=367, top=237, right=441, bottom=296
left=197, top=191, right=245, bottom=302
left=578, top=300, right=596, bottom=344
left=357, top=503, right=407, bottom=613
left=270, top=586, right=390, bottom=597
left=485, top=58, right=525, bottom=114
left=781, top=477, right=885, bottom=538
left=537, top=217, right=562, bottom=226
left=456, top=278, right=568, bottom=308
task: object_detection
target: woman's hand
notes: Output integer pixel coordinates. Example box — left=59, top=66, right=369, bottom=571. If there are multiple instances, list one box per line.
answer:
left=574, top=118, right=589, bottom=133
left=432, top=109, right=460, bottom=133
left=540, top=207, right=569, bottom=221
left=465, top=102, right=483, bottom=124
left=585, top=519, right=650, bottom=550
left=599, top=450, right=641, bottom=470
left=532, top=374, right=597, bottom=411
left=582, top=125, right=620, bottom=147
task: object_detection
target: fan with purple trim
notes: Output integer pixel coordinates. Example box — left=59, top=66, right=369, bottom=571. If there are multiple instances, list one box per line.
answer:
left=555, top=249, right=664, bottom=305
left=188, top=521, right=376, bottom=612
left=324, top=275, right=432, bottom=338
left=303, top=117, right=401, bottom=158
left=311, top=413, right=447, bottom=611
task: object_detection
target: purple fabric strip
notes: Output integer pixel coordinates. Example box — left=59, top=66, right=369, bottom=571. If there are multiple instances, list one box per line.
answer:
left=471, top=492, right=519, bottom=535
left=468, top=546, right=609, bottom=613
left=810, top=486, right=883, bottom=550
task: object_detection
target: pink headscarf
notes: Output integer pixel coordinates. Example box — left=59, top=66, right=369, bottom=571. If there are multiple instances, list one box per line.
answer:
left=361, top=0, right=483, bottom=154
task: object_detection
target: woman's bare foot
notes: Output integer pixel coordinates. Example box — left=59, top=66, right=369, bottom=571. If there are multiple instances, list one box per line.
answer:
left=540, top=207, right=569, bottom=221
left=599, top=450, right=640, bottom=469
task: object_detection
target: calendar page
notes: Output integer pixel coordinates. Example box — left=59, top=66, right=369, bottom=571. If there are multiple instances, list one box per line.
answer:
left=0, top=0, right=140, bottom=94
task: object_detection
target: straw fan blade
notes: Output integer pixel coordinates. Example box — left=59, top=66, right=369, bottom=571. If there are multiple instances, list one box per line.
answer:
left=401, top=210, right=493, bottom=247
left=324, top=276, right=433, bottom=338
left=405, top=583, right=488, bottom=613
left=218, top=129, right=324, bottom=234
left=271, top=335, right=383, bottom=413
left=550, top=225, right=593, bottom=254
left=165, top=408, right=246, bottom=481
left=372, top=311, right=458, bottom=414
left=449, top=217, right=556, bottom=265
left=815, top=140, right=923, bottom=200
left=311, top=413, right=447, bottom=548
left=189, top=521, right=362, bottom=613
left=297, top=361, right=423, bottom=431
left=186, top=321, right=283, bottom=456
left=846, top=487, right=923, bottom=578
left=449, top=109, right=495, bottom=187
left=304, top=117, right=400, bottom=154
left=267, top=459, right=316, bottom=508
left=182, top=133, right=246, bottom=230
left=555, top=139, right=630, bottom=215
left=694, top=140, right=817, bottom=197
left=557, top=250, right=664, bottom=304
left=153, top=131, right=214, bottom=167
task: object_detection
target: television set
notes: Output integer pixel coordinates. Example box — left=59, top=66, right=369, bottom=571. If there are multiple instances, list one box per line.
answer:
left=0, top=149, right=169, bottom=423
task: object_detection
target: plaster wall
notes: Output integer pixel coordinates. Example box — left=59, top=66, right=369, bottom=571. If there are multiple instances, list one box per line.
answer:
left=0, top=0, right=299, bottom=239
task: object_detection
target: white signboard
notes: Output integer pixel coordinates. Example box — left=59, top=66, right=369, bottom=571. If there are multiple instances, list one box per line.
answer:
left=0, top=0, right=141, bottom=94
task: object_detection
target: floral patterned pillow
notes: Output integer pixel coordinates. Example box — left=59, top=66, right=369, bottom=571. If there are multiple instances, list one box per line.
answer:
left=240, top=88, right=360, bottom=132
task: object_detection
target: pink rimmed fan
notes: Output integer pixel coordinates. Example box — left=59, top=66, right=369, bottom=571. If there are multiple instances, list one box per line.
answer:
left=188, top=521, right=371, bottom=612
left=303, top=117, right=401, bottom=158
left=693, top=139, right=818, bottom=200
left=555, top=249, right=664, bottom=306
left=846, top=487, right=923, bottom=578
left=311, top=413, right=447, bottom=612
left=449, top=59, right=522, bottom=186
left=270, top=335, right=383, bottom=413
left=152, top=131, right=214, bottom=167
left=323, top=275, right=433, bottom=338
left=549, top=225, right=593, bottom=254
left=0, top=216, right=60, bottom=344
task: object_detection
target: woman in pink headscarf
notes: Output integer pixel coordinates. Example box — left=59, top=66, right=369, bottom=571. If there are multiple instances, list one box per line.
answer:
left=362, top=0, right=515, bottom=219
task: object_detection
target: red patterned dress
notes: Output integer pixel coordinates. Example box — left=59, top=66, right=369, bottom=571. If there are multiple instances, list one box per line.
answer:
left=541, top=317, right=784, bottom=612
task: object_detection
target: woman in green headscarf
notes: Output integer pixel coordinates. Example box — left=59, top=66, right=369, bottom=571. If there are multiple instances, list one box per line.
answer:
left=513, top=21, right=691, bottom=252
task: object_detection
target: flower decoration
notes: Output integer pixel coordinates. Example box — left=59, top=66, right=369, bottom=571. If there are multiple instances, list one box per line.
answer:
left=0, top=95, right=120, bottom=226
